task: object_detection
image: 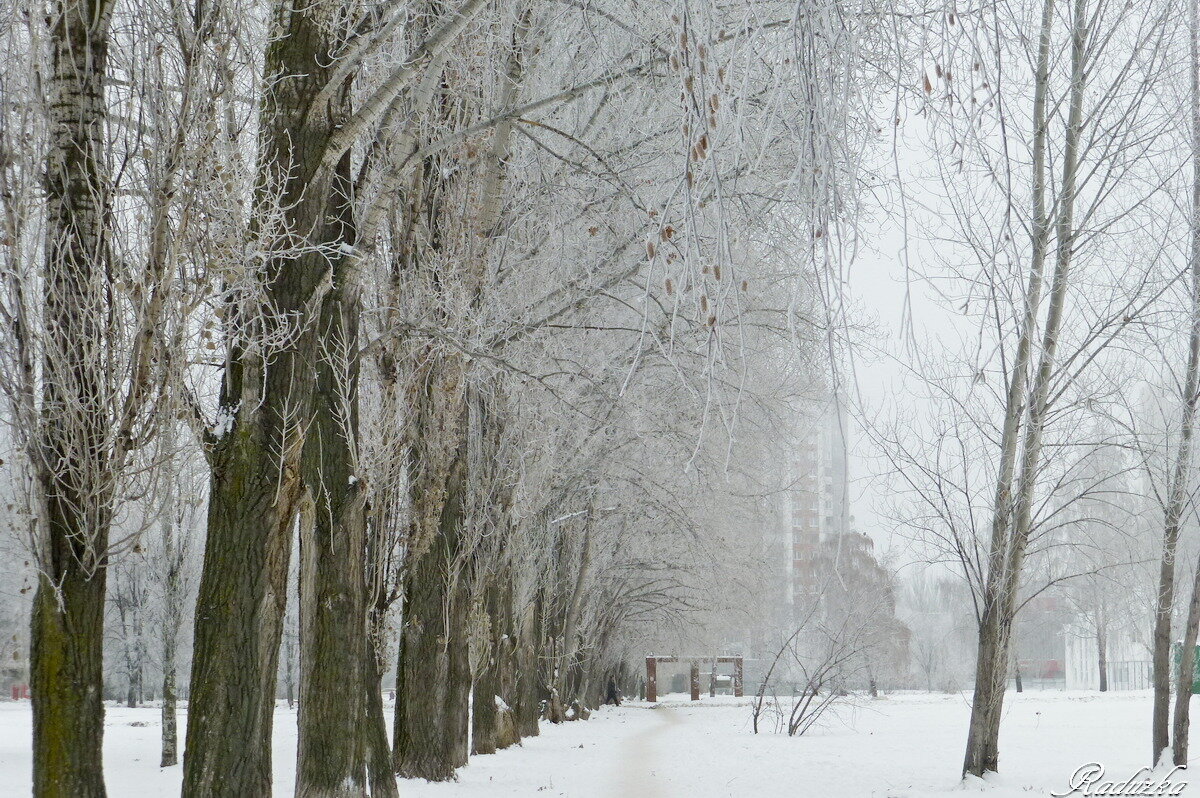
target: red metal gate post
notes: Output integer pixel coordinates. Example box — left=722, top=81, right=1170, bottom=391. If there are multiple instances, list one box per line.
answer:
left=733, top=657, right=744, bottom=698
left=646, top=657, right=657, bottom=703
left=690, top=661, right=700, bottom=701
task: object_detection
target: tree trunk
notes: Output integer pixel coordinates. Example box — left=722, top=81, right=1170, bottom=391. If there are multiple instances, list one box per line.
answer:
left=362, top=649, right=398, bottom=798
left=184, top=436, right=304, bottom=796
left=295, top=97, right=368, bottom=796
left=31, top=567, right=109, bottom=798
left=965, top=0, right=1085, bottom=777
left=182, top=2, right=352, bottom=791
left=1175, top=577, right=1200, bottom=765
left=495, top=588, right=520, bottom=750
left=1159, top=0, right=1200, bottom=767
left=556, top=511, right=594, bottom=705
left=514, top=589, right=544, bottom=739
left=472, top=579, right=502, bottom=755
left=161, top=626, right=178, bottom=768
left=963, top=602, right=1012, bottom=776
left=296, top=459, right=368, bottom=798
left=31, top=0, right=117, bottom=792
left=362, top=465, right=399, bottom=798
left=394, top=450, right=470, bottom=781
left=1098, top=625, right=1108, bottom=693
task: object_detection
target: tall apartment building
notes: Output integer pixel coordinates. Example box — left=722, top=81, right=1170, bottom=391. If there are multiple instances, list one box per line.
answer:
left=782, top=397, right=851, bottom=614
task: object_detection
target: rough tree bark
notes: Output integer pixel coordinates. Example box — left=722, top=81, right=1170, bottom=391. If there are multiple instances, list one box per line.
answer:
left=30, top=0, right=116, bottom=793
left=294, top=72, right=370, bottom=798
left=362, top=642, right=398, bottom=798
left=182, top=2, right=351, bottom=793
left=514, top=587, right=545, bottom=739
left=394, top=446, right=471, bottom=781
left=471, top=577, right=504, bottom=755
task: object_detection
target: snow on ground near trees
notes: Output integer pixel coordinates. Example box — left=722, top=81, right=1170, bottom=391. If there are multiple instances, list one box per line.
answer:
left=0, top=691, right=1191, bottom=796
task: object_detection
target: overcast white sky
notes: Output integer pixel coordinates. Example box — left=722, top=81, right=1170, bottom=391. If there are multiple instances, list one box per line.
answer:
left=840, top=124, right=962, bottom=561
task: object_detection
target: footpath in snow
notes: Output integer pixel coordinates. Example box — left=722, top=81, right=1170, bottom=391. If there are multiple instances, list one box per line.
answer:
left=0, top=690, right=1192, bottom=796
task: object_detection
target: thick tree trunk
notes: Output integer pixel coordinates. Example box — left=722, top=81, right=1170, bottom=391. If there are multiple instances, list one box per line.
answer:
left=393, top=563, right=472, bottom=780
left=31, top=567, right=109, bottom=798
left=295, top=98, right=368, bottom=796
left=31, top=0, right=116, bottom=792
left=296, top=466, right=367, bottom=798
left=182, top=3, right=350, bottom=792
left=394, top=450, right=471, bottom=781
left=514, top=589, right=544, bottom=739
left=472, top=579, right=502, bottom=756
left=445, top=578, right=472, bottom=767
left=184, top=437, right=304, bottom=796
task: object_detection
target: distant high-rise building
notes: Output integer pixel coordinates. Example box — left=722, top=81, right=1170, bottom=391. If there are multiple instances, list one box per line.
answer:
left=782, top=395, right=851, bottom=612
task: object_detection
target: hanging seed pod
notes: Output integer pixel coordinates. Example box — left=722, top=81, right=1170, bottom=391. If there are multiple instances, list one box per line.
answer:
left=702, top=264, right=710, bottom=275
left=710, top=94, right=720, bottom=112
left=707, top=314, right=717, bottom=327
left=646, top=241, right=656, bottom=258
left=718, top=66, right=726, bottom=84
left=740, top=279, right=748, bottom=292
left=661, top=225, right=675, bottom=240
left=685, top=75, right=694, bottom=93
left=698, top=44, right=707, bottom=59
left=665, top=278, right=674, bottom=295
left=700, top=295, right=708, bottom=312
left=671, top=54, right=680, bottom=71
left=686, top=170, right=694, bottom=187
left=713, top=264, right=721, bottom=280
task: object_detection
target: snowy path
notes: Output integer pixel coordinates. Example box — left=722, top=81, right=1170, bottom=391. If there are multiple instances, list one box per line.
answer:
left=2, top=691, right=1198, bottom=796
left=616, top=705, right=681, bottom=797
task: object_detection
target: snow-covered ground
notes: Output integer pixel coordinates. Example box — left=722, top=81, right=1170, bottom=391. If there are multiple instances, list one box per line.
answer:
left=0, top=690, right=1193, bottom=796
